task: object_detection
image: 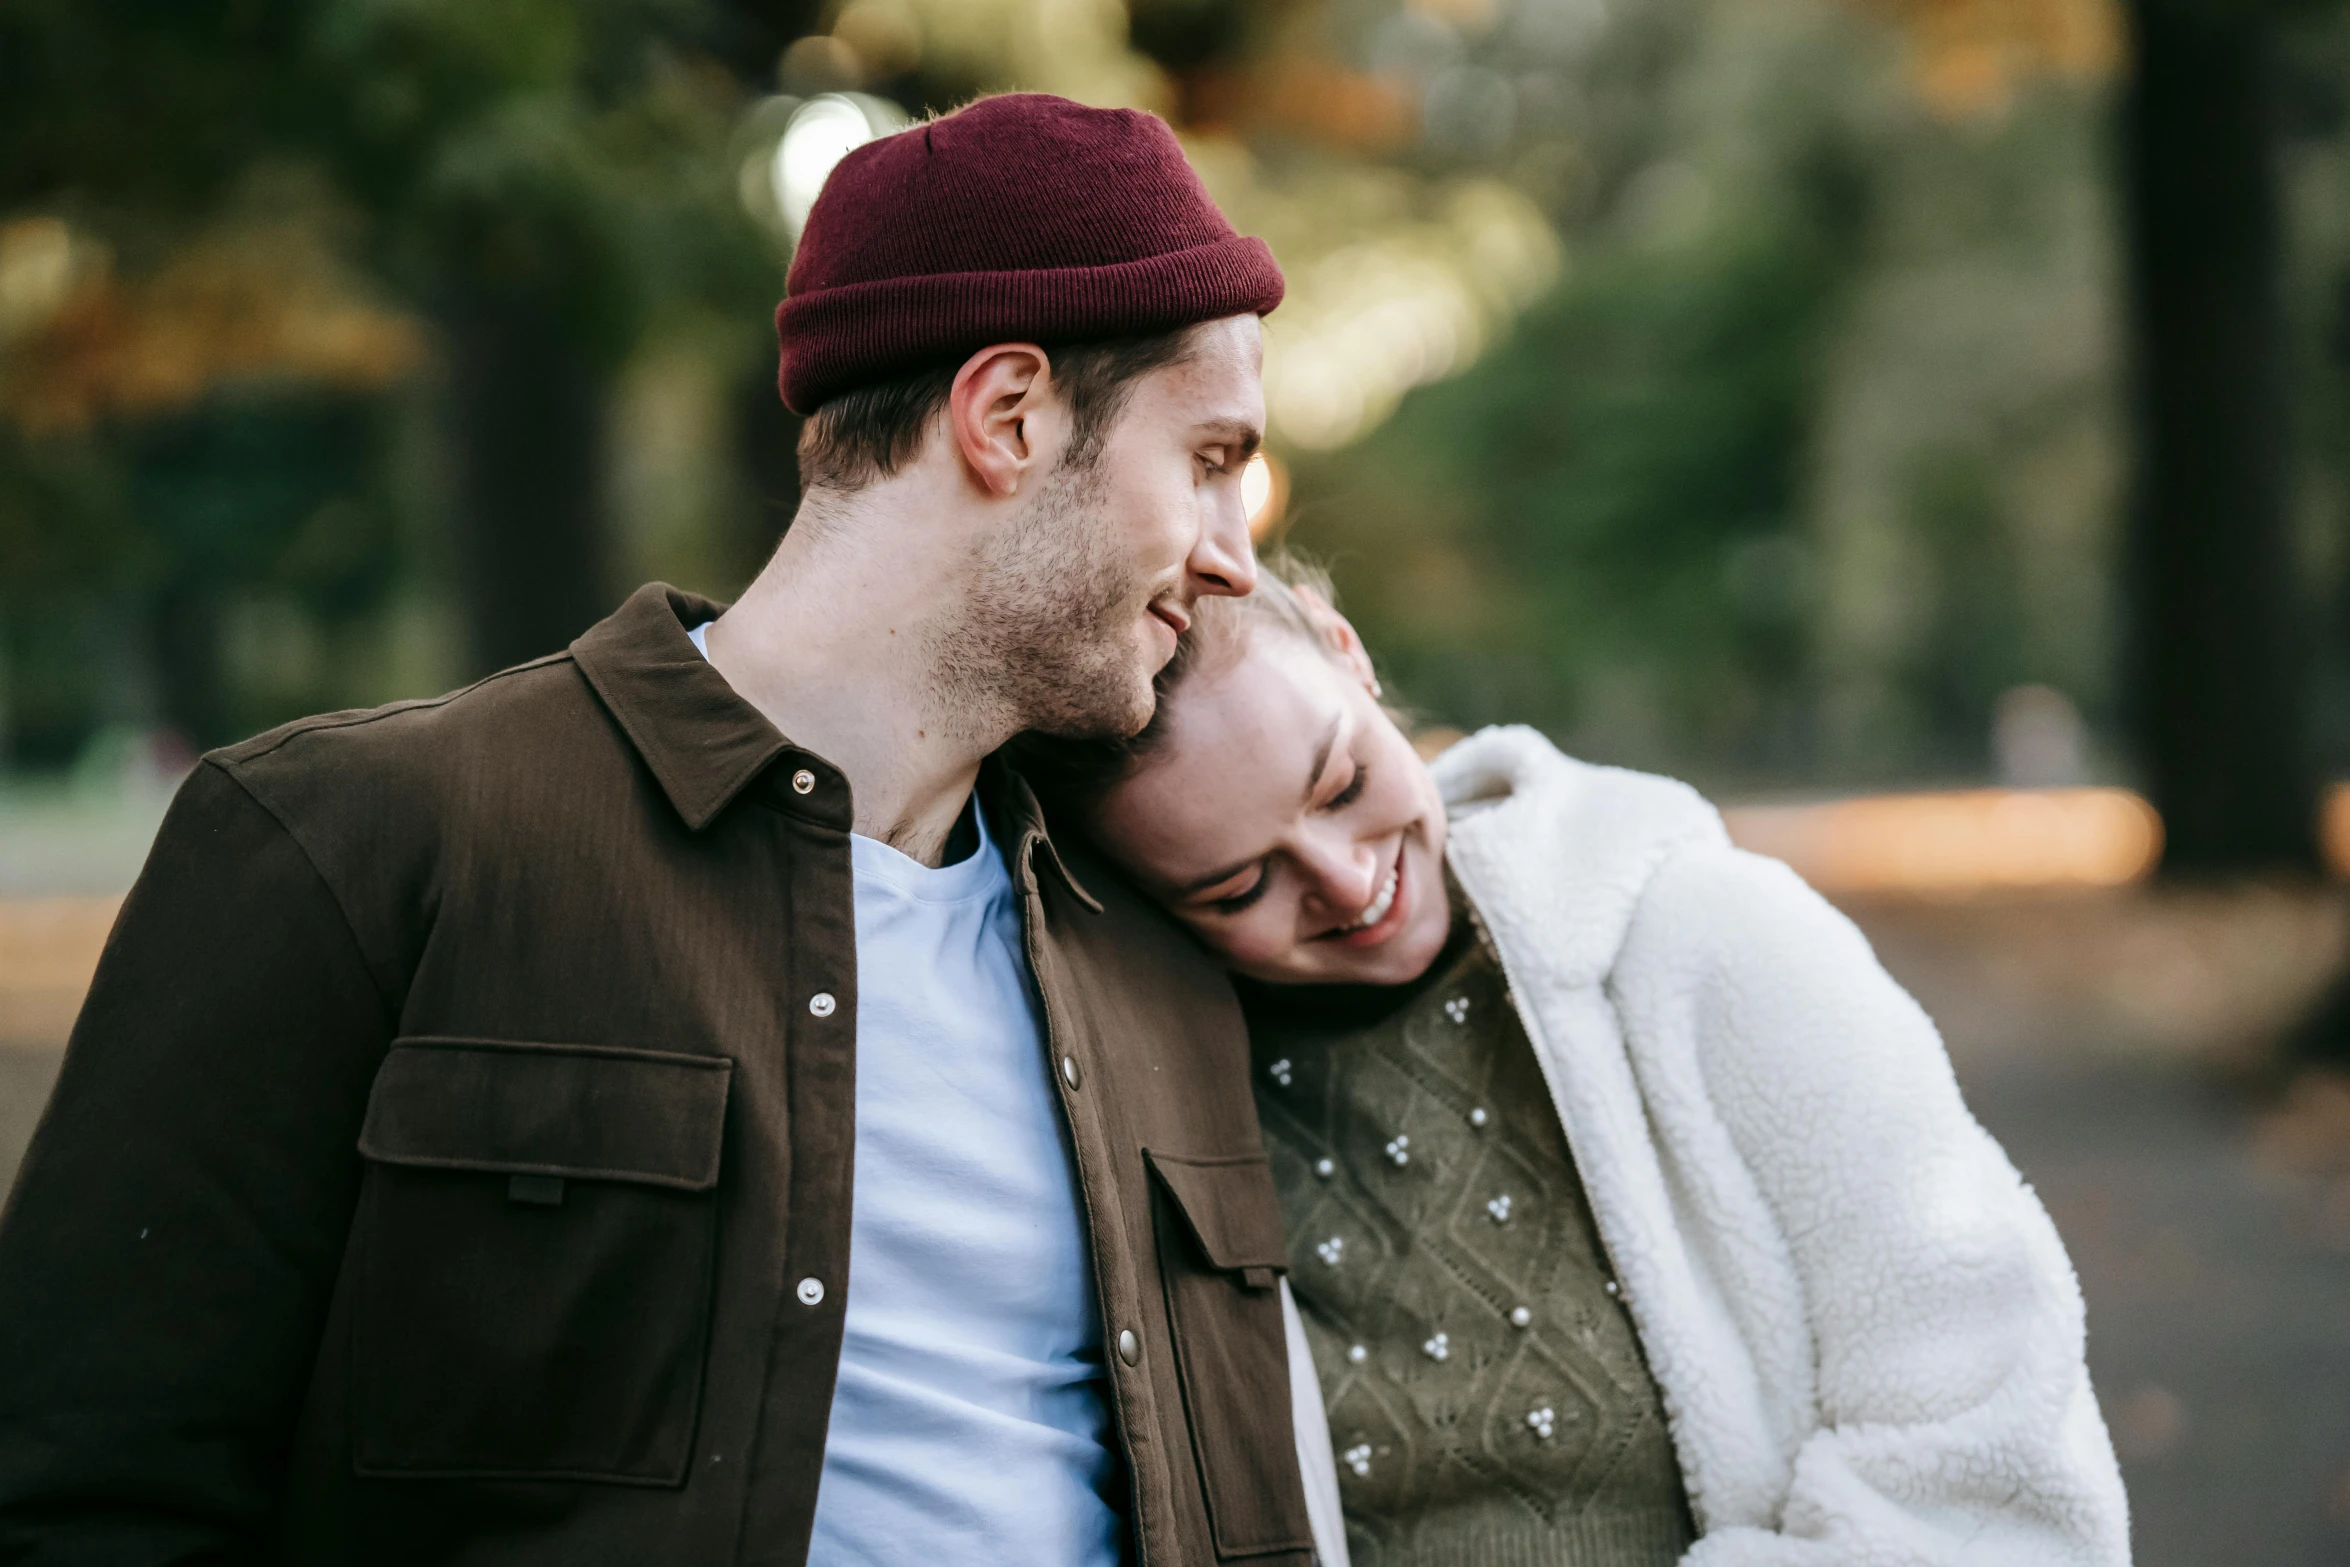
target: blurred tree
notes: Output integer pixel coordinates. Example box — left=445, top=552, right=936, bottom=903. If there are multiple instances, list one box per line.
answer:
left=0, top=204, right=424, bottom=753
left=315, top=0, right=804, bottom=670
left=2122, top=0, right=2324, bottom=874
left=1288, top=152, right=1866, bottom=781
left=127, top=391, right=393, bottom=748
left=277, top=0, right=789, bottom=672
left=1245, top=0, right=1884, bottom=785
left=0, top=0, right=790, bottom=751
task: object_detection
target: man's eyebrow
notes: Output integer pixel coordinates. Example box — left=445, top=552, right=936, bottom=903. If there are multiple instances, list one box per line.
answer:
left=1198, top=418, right=1263, bottom=460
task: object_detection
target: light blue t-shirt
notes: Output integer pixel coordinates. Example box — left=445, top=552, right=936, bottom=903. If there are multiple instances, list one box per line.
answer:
left=687, top=622, right=1120, bottom=1565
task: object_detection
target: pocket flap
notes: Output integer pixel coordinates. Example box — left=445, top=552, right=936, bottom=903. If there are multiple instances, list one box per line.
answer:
left=1145, top=1150, right=1289, bottom=1273
left=359, top=1038, right=731, bottom=1192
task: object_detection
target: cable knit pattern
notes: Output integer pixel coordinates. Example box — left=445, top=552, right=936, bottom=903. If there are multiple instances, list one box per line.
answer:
left=1288, top=726, right=2129, bottom=1566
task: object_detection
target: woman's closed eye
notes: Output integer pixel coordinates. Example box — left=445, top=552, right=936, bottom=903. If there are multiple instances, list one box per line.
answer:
left=1324, top=763, right=1368, bottom=812
left=1210, top=867, right=1272, bottom=916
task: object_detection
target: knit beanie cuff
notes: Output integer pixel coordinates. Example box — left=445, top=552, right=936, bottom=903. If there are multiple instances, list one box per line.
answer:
left=777, top=233, right=1282, bottom=416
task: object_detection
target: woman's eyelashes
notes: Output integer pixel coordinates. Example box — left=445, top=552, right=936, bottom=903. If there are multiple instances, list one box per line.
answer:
left=1324, top=762, right=1368, bottom=812
left=1211, top=866, right=1272, bottom=915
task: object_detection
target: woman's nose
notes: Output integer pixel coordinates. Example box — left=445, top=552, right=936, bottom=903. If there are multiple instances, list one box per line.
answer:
left=1299, top=834, right=1380, bottom=914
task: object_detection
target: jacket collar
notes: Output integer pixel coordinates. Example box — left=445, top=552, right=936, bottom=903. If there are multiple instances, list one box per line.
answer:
left=981, top=753, right=1104, bottom=912
left=572, top=583, right=793, bottom=832
left=570, top=582, right=1101, bottom=909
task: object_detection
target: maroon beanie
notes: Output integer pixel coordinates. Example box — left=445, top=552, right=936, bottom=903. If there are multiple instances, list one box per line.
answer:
left=774, top=93, right=1285, bottom=416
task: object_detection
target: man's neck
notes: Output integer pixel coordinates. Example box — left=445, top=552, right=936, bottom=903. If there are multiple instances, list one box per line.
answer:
left=704, top=505, right=1010, bottom=868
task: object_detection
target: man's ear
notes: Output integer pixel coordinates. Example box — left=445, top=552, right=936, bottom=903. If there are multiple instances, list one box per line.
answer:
left=949, top=343, right=1057, bottom=498
left=1292, top=584, right=1380, bottom=695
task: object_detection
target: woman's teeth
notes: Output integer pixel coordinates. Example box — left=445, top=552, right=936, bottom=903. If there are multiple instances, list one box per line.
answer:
left=1349, top=866, right=1400, bottom=931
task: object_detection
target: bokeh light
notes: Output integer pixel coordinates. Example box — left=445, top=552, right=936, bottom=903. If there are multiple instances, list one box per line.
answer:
left=772, top=94, right=909, bottom=237
left=1242, top=451, right=1286, bottom=538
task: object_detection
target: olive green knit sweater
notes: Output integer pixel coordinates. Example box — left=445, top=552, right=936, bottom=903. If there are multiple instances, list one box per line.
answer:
left=1247, top=925, right=1695, bottom=1567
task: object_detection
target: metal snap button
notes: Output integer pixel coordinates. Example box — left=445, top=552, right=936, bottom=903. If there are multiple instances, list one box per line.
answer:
left=791, top=769, right=816, bottom=795
left=809, top=992, right=837, bottom=1017
left=1117, top=1329, right=1140, bottom=1366
left=1060, top=1054, right=1080, bottom=1090
left=796, top=1276, right=825, bottom=1307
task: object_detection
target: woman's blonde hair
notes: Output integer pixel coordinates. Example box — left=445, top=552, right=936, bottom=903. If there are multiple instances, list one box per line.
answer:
left=1010, top=550, right=1342, bottom=810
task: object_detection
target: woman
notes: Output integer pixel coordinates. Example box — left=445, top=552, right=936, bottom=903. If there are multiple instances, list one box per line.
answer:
left=1024, top=562, right=2130, bottom=1567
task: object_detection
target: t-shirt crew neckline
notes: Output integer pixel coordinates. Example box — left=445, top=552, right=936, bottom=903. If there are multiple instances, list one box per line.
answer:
left=849, top=800, right=1004, bottom=904
left=687, top=618, right=1000, bottom=897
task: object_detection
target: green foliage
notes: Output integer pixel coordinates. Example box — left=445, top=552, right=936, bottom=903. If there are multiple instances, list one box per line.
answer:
left=319, top=0, right=776, bottom=357
left=0, top=0, right=329, bottom=217
left=123, top=393, right=393, bottom=611
left=0, top=390, right=399, bottom=755
left=1291, top=195, right=1856, bottom=780
left=0, top=0, right=778, bottom=761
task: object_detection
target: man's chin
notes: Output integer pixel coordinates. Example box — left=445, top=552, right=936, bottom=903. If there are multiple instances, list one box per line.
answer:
left=1027, top=671, right=1156, bottom=742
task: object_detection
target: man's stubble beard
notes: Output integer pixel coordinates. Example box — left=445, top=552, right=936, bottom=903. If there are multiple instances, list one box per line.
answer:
left=926, top=452, right=1162, bottom=742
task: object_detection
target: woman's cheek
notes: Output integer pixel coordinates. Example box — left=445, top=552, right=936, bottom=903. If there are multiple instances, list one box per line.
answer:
left=1174, top=906, right=1273, bottom=969
left=1221, top=915, right=1294, bottom=972
left=1371, top=764, right=1431, bottom=830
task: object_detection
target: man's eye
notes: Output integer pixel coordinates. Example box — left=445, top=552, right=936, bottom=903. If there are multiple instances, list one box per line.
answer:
left=1213, top=869, right=1271, bottom=914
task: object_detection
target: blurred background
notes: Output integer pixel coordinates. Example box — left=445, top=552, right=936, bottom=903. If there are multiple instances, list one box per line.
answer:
left=4, top=0, right=2350, bottom=1557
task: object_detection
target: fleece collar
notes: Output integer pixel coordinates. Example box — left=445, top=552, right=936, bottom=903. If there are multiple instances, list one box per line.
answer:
left=1431, top=725, right=1729, bottom=991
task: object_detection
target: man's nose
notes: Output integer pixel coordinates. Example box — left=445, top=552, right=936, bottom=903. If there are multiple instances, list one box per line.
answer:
left=1187, top=485, right=1258, bottom=600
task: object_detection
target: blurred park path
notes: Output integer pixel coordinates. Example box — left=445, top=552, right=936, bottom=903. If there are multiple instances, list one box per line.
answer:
left=1969, top=1048, right=2350, bottom=1564
left=3, top=873, right=2349, bottom=1562
left=0, top=896, right=112, bottom=1200
left=1864, top=885, right=2350, bottom=1566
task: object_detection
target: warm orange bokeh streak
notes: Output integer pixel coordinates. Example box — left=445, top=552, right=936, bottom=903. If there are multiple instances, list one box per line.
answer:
left=2317, top=785, right=2350, bottom=880
left=1725, top=787, right=2164, bottom=896
left=1185, top=60, right=1417, bottom=152
left=1847, top=0, right=2125, bottom=116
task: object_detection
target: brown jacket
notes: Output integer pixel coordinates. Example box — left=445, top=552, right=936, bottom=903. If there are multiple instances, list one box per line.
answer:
left=0, top=584, right=1311, bottom=1566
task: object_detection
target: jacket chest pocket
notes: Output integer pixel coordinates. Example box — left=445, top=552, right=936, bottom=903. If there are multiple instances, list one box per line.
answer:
left=1148, top=1150, right=1315, bottom=1561
left=350, top=1037, right=732, bottom=1485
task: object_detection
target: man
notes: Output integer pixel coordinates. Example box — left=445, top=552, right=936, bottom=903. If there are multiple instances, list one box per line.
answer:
left=0, top=94, right=1315, bottom=1565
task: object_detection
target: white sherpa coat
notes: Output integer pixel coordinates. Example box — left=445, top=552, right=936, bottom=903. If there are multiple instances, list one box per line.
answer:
left=1284, top=726, right=2130, bottom=1566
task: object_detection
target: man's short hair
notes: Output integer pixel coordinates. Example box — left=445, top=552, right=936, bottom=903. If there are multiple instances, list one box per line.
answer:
left=796, top=328, right=1198, bottom=493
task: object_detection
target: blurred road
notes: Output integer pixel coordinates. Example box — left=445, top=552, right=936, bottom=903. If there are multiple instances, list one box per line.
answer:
left=1862, top=885, right=2350, bottom=1564
left=1965, top=1051, right=2350, bottom=1564
left=0, top=1041, right=61, bottom=1203
left=2, top=885, right=2348, bottom=1561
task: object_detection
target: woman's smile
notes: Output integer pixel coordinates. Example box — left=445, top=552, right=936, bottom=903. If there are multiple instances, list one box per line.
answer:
left=1319, top=841, right=1406, bottom=946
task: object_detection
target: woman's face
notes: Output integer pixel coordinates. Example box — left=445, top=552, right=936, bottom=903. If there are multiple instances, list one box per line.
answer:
left=1092, top=622, right=1453, bottom=986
